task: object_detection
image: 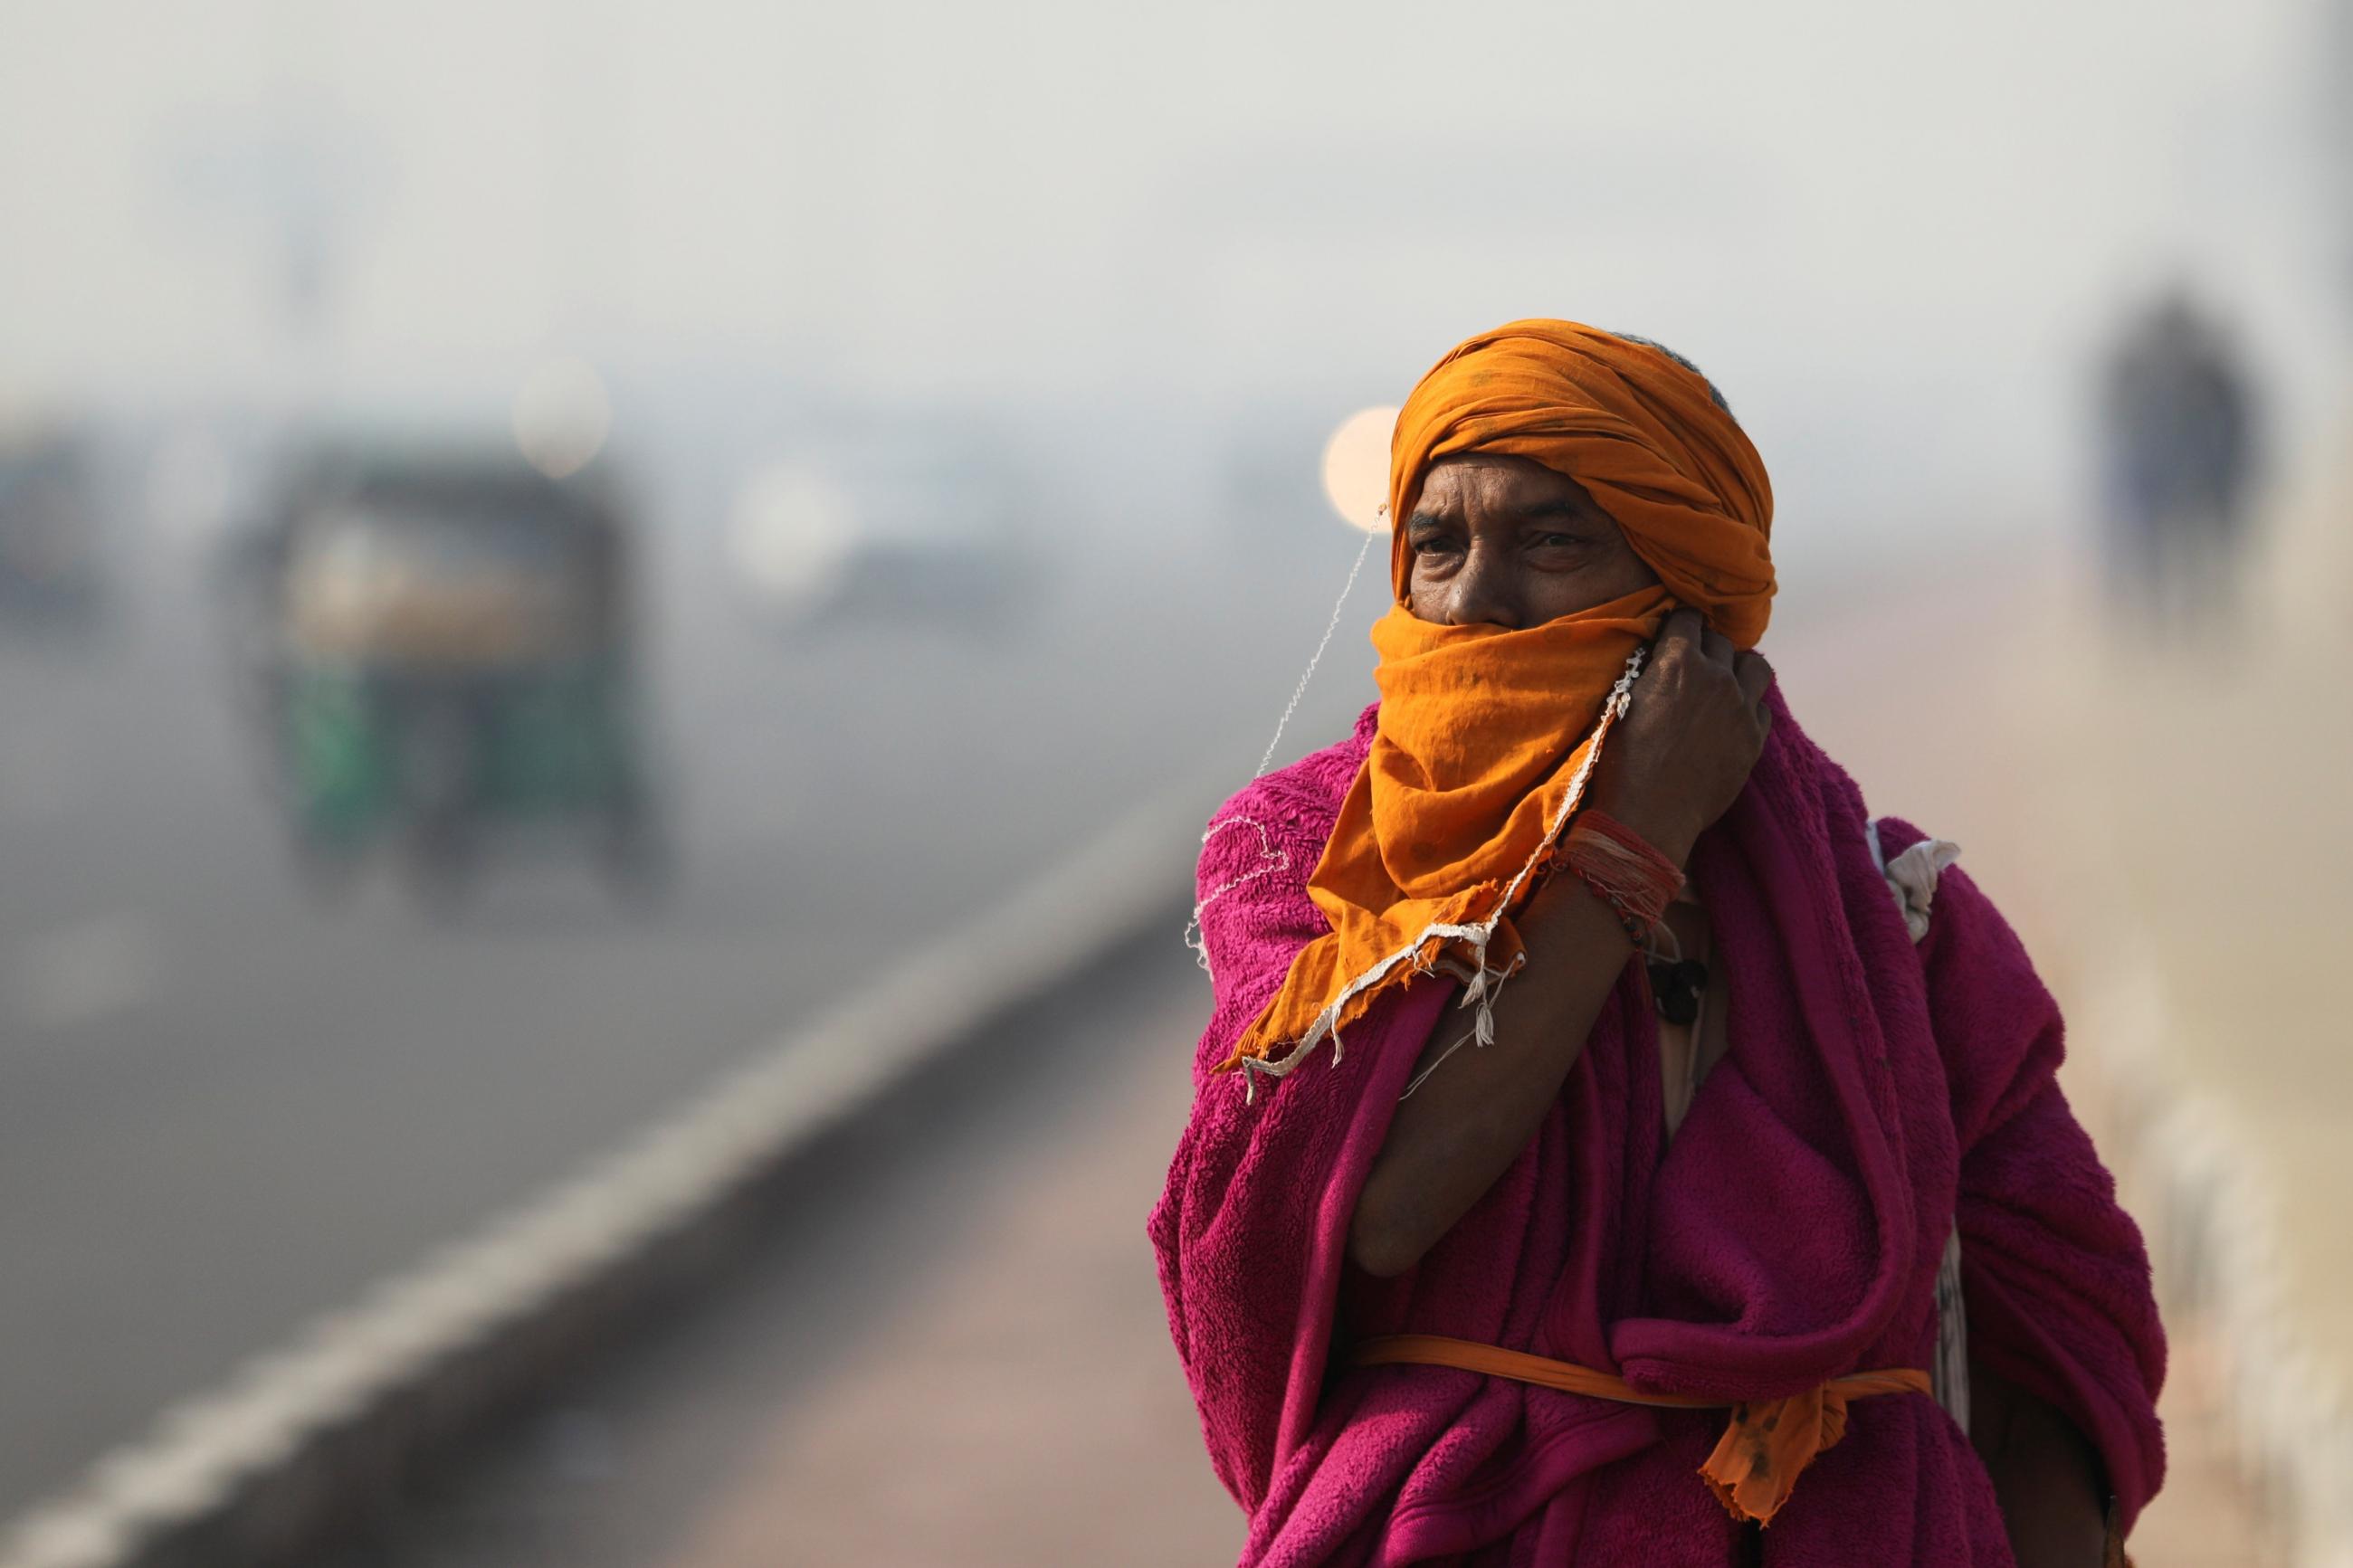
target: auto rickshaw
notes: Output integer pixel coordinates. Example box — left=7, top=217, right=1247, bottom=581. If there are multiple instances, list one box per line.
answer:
left=243, top=448, right=662, bottom=904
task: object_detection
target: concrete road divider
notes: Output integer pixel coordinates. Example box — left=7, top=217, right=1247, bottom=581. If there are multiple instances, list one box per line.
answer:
left=0, top=777, right=1225, bottom=1568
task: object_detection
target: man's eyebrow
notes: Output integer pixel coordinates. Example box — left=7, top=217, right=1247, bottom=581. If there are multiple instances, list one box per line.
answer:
left=1405, top=509, right=1453, bottom=532
left=1515, top=498, right=1594, bottom=523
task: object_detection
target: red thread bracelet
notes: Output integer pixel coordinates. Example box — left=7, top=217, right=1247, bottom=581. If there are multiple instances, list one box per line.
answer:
left=1555, top=809, right=1685, bottom=945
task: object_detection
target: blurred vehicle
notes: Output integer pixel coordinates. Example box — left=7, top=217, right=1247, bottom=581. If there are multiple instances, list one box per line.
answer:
left=0, top=431, right=106, bottom=623
left=229, top=446, right=664, bottom=905
left=724, top=423, right=1026, bottom=629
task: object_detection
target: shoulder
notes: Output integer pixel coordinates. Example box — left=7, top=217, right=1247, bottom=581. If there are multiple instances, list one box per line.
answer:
left=1868, top=813, right=2000, bottom=949
left=1871, top=813, right=1932, bottom=860
left=1870, top=814, right=2064, bottom=1127
left=1196, top=703, right=1375, bottom=896
left=1190, top=708, right=1374, bottom=991
left=1867, top=814, right=1966, bottom=944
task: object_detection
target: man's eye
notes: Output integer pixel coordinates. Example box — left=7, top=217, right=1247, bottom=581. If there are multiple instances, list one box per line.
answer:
left=1533, top=532, right=1579, bottom=549
left=1412, top=536, right=1462, bottom=555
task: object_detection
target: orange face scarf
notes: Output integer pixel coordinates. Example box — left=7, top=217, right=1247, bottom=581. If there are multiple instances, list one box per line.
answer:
left=1221, top=320, right=1776, bottom=1088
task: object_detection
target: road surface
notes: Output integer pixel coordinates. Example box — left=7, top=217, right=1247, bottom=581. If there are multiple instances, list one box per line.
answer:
left=0, top=460, right=1383, bottom=1525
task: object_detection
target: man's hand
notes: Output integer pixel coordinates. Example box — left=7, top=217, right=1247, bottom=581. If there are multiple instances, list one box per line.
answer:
left=1587, top=608, right=1774, bottom=865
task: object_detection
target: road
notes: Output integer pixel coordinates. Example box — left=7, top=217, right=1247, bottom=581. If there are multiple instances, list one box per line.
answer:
left=322, top=917, right=1243, bottom=1568
left=0, top=448, right=1386, bottom=1525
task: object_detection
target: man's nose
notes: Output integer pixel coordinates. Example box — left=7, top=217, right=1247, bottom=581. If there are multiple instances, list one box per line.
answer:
left=1446, top=545, right=1522, bottom=628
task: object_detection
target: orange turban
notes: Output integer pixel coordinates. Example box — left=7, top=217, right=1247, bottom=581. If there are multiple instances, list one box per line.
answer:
left=1387, top=321, right=1775, bottom=632
left=1221, top=320, right=1777, bottom=1087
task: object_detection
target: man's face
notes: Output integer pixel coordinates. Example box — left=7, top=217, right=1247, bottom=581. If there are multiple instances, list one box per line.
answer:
left=1403, top=454, right=1658, bottom=628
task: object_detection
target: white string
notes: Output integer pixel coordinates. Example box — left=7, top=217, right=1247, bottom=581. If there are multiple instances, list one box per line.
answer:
left=1183, top=815, right=1287, bottom=976
left=1396, top=958, right=1520, bottom=1099
left=1184, top=518, right=1380, bottom=980
left=1253, top=517, right=1379, bottom=779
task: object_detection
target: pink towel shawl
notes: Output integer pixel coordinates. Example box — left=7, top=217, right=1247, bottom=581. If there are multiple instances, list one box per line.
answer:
left=1148, top=689, right=2165, bottom=1565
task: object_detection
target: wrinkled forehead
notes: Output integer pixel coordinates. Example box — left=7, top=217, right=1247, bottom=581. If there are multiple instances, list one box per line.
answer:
left=1405, top=452, right=1606, bottom=525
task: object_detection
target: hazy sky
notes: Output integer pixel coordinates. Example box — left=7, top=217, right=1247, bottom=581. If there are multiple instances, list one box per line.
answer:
left=1, top=0, right=2343, bottom=529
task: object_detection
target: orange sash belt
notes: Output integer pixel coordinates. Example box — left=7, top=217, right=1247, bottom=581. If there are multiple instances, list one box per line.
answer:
left=1347, top=1334, right=1932, bottom=1525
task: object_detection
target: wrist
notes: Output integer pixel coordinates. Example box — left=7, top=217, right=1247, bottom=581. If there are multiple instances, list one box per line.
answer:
left=1583, top=789, right=1697, bottom=868
left=1535, top=855, right=1647, bottom=947
left=1551, top=808, right=1687, bottom=947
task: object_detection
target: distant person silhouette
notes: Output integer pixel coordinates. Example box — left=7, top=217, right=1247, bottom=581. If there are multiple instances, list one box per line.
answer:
left=2101, top=290, right=2258, bottom=632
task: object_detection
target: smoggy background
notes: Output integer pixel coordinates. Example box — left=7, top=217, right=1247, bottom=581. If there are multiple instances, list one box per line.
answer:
left=2, top=4, right=2346, bottom=1564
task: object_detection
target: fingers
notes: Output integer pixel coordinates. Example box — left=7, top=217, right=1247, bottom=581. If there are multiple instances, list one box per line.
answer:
left=1659, top=608, right=1737, bottom=667
left=1657, top=606, right=1706, bottom=657
left=1739, top=650, right=1776, bottom=749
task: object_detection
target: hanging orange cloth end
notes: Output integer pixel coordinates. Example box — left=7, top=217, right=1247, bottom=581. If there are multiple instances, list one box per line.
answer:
left=1697, top=1370, right=1933, bottom=1525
